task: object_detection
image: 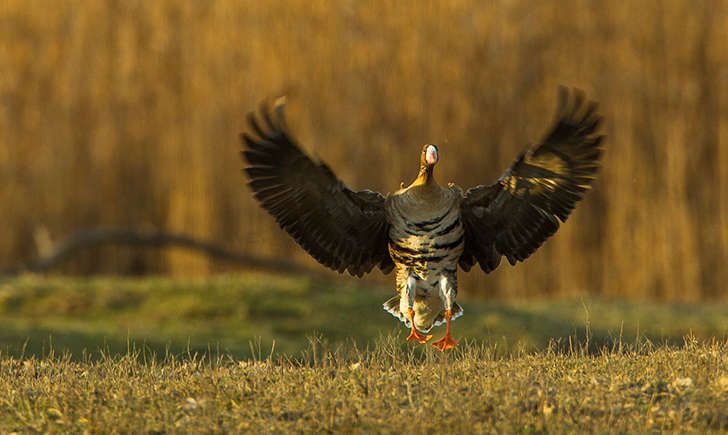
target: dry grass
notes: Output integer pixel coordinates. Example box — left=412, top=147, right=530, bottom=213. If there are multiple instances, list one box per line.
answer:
left=1, top=1, right=727, bottom=300
left=2, top=336, right=728, bottom=433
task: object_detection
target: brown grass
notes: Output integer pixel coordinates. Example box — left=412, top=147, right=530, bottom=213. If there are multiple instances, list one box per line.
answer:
left=2, top=336, right=728, bottom=433
left=0, top=1, right=726, bottom=300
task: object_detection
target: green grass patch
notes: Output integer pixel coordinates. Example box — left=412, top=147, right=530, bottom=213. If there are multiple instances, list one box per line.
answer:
left=0, top=273, right=727, bottom=360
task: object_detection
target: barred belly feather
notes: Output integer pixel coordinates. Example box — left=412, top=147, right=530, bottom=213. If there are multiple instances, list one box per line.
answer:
left=384, top=185, right=465, bottom=332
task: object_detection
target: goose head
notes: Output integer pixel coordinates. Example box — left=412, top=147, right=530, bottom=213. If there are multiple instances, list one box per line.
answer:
left=421, top=143, right=438, bottom=168
left=414, top=144, right=438, bottom=184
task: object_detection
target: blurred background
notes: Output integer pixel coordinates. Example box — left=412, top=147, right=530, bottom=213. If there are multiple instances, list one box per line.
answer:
left=1, top=0, right=726, bottom=302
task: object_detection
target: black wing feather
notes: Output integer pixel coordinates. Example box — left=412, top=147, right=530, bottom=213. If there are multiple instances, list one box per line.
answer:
left=459, top=87, right=604, bottom=272
left=241, top=99, right=393, bottom=277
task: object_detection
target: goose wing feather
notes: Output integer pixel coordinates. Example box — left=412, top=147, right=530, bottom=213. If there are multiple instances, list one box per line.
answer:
left=459, top=87, right=604, bottom=272
left=241, top=100, right=393, bottom=277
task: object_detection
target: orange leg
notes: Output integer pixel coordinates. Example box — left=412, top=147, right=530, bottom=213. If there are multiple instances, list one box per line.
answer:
left=432, top=309, right=458, bottom=351
left=406, top=307, right=432, bottom=343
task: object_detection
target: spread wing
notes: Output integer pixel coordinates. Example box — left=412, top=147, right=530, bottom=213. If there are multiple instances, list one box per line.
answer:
left=459, top=87, right=604, bottom=273
left=240, top=99, right=394, bottom=277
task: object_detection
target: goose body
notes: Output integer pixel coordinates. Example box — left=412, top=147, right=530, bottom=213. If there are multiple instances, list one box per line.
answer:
left=383, top=162, right=464, bottom=336
left=241, top=88, right=604, bottom=350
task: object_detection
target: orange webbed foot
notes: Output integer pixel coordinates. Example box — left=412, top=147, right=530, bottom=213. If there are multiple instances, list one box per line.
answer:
left=407, top=328, right=433, bottom=343
left=406, top=307, right=432, bottom=343
left=432, top=333, right=458, bottom=351
left=431, top=309, right=458, bottom=351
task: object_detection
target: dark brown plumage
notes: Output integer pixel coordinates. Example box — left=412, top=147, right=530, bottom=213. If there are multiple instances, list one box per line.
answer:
left=458, top=87, right=604, bottom=272
left=240, top=100, right=393, bottom=277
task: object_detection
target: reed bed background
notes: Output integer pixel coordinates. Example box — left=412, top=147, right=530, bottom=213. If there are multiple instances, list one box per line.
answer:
left=1, top=0, right=726, bottom=301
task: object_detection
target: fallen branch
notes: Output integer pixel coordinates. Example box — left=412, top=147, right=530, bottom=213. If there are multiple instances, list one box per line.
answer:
left=1, top=227, right=320, bottom=277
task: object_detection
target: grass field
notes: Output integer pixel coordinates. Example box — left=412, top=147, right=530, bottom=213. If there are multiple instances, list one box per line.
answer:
left=2, top=334, right=728, bottom=432
left=1, top=273, right=728, bottom=431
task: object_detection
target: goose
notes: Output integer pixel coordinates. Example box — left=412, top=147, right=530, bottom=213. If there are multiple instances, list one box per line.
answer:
left=240, top=88, right=603, bottom=350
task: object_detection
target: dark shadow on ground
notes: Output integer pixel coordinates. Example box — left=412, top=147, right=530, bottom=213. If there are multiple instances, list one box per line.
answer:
left=0, top=322, right=228, bottom=361
left=2, top=275, right=726, bottom=361
left=2, top=301, right=724, bottom=361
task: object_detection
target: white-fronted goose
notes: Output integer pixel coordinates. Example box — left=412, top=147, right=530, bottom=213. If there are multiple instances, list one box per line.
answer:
left=241, top=88, right=604, bottom=350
